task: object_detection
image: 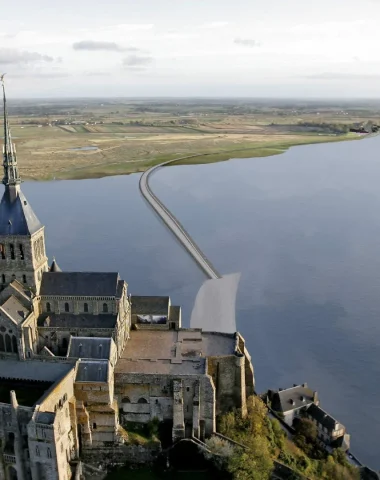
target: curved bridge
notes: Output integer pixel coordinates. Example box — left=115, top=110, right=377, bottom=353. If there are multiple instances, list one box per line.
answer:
left=139, top=155, right=221, bottom=279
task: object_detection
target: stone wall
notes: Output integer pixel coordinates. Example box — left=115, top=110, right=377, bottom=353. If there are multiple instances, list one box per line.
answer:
left=82, top=443, right=161, bottom=468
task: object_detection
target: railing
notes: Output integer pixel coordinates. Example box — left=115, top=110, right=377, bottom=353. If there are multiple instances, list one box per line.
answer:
left=3, top=453, right=16, bottom=464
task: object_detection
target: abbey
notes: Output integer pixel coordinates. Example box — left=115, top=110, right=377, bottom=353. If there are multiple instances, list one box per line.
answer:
left=0, top=81, right=254, bottom=480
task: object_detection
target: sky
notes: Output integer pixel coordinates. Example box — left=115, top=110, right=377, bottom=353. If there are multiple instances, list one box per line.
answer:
left=1, top=0, right=380, bottom=98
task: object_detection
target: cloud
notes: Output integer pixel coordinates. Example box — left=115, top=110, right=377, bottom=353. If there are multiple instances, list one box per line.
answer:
left=0, top=48, right=54, bottom=65
left=83, top=71, right=111, bottom=77
left=199, top=21, right=229, bottom=29
left=123, top=54, right=153, bottom=69
left=234, top=38, right=261, bottom=47
left=73, top=40, right=126, bottom=52
left=12, top=72, right=71, bottom=78
left=305, top=72, right=380, bottom=80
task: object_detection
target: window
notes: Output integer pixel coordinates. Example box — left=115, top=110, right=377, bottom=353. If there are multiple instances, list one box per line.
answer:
left=84, top=302, right=88, bottom=313
left=102, top=303, right=108, bottom=313
left=0, top=244, right=5, bottom=260
left=1, top=274, right=5, bottom=284
left=137, top=398, right=148, bottom=404
left=47, top=447, right=52, bottom=458
left=46, top=302, right=51, bottom=313
left=186, top=387, right=190, bottom=392
left=10, top=244, right=15, bottom=260
left=93, top=423, right=97, bottom=430
left=64, top=302, right=69, bottom=312
left=19, top=244, right=24, bottom=260
left=36, top=446, right=40, bottom=457
left=122, top=397, right=130, bottom=403
left=22, top=275, right=27, bottom=284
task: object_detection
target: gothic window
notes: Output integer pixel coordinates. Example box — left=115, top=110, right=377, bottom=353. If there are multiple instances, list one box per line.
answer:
left=46, top=302, right=51, bottom=312
left=22, top=275, right=27, bottom=284
left=36, top=446, right=40, bottom=457
left=9, top=244, right=15, bottom=260
left=102, top=303, right=108, bottom=313
left=47, top=448, right=52, bottom=458
left=137, top=398, right=148, bottom=404
left=1, top=274, right=5, bottom=284
left=0, top=335, right=4, bottom=352
left=19, top=244, right=24, bottom=260
left=5, top=334, right=11, bottom=352
left=64, top=302, right=69, bottom=312
left=0, top=244, right=5, bottom=260
left=12, top=336, right=17, bottom=353
left=84, top=302, right=88, bottom=313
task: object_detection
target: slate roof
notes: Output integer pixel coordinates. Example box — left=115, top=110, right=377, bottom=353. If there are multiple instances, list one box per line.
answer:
left=40, top=272, right=120, bottom=297
left=68, top=337, right=112, bottom=360
left=0, top=360, right=72, bottom=382
left=307, top=403, right=338, bottom=431
left=0, top=295, right=29, bottom=324
left=38, top=313, right=117, bottom=329
left=271, top=384, right=315, bottom=412
left=76, top=360, right=108, bottom=382
left=0, top=188, right=43, bottom=235
left=50, top=258, right=62, bottom=272
left=36, top=412, right=55, bottom=425
left=131, top=296, right=170, bottom=315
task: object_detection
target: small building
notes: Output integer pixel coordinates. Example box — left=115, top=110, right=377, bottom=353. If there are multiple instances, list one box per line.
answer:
left=306, top=403, right=350, bottom=450
left=268, top=383, right=317, bottom=426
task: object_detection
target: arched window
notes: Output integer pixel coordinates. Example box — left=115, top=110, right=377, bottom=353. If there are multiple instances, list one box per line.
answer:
left=0, top=335, right=4, bottom=352
left=1, top=274, right=5, bottom=284
left=84, top=303, right=88, bottom=313
left=47, top=447, right=52, bottom=458
left=19, top=244, right=24, bottom=260
left=137, top=397, right=148, bottom=404
left=36, top=446, right=40, bottom=456
left=5, top=334, right=11, bottom=352
left=122, top=397, right=131, bottom=403
left=64, top=303, right=69, bottom=312
left=0, top=244, right=5, bottom=260
left=22, top=274, right=27, bottom=284
left=46, top=302, right=51, bottom=313
left=98, top=344, right=103, bottom=356
left=12, top=336, right=17, bottom=353
left=9, top=244, right=15, bottom=260
left=102, top=303, right=108, bottom=313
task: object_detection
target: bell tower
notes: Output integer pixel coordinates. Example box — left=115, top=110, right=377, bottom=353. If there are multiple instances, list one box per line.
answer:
left=0, top=75, right=48, bottom=292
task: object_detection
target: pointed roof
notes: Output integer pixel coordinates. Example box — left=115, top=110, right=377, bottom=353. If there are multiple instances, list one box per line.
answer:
left=0, top=188, right=43, bottom=235
left=1, top=74, right=21, bottom=187
left=50, top=258, right=62, bottom=272
left=0, top=75, right=43, bottom=236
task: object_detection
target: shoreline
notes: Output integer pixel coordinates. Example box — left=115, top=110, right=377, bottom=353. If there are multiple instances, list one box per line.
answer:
left=21, top=132, right=361, bottom=182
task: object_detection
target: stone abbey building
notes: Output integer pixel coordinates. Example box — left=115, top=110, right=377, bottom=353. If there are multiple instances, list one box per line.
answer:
left=0, top=81, right=254, bottom=480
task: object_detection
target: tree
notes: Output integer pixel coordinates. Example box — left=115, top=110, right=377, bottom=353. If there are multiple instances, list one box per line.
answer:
left=295, top=418, right=317, bottom=442
left=227, top=439, right=273, bottom=480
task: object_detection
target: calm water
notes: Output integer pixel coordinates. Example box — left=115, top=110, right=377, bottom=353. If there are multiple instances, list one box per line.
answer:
left=22, top=135, right=380, bottom=468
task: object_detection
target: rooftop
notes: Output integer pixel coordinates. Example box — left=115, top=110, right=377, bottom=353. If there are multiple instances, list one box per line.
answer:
left=76, top=360, right=109, bottom=382
left=40, top=272, right=120, bottom=297
left=0, top=359, right=73, bottom=382
left=68, top=337, right=113, bottom=360
left=0, top=295, right=29, bottom=324
left=38, top=313, right=117, bottom=329
left=0, top=188, right=43, bottom=236
left=115, top=329, right=236, bottom=376
left=307, top=403, right=338, bottom=431
left=271, top=384, right=315, bottom=413
left=131, top=296, right=170, bottom=315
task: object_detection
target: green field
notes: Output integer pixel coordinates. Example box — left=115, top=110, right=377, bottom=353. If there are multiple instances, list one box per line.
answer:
left=5, top=98, right=379, bottom=181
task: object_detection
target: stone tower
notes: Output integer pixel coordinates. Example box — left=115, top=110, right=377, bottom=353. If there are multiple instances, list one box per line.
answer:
left=0, top=76, right=48, bottom=293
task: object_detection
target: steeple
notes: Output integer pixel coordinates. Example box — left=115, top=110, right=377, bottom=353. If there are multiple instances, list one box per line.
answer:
left=1, top=74, right=21, bottom=199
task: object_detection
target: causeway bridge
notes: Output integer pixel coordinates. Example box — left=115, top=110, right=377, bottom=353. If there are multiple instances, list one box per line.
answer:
left=139, top=155, right=221, bottom=280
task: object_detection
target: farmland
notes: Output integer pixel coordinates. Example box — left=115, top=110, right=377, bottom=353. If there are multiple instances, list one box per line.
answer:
left=4, top=98, right=380, bottom=181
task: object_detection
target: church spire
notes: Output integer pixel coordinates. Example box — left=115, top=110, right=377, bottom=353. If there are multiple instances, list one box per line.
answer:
left=1, top=74, right=21, bottom=191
